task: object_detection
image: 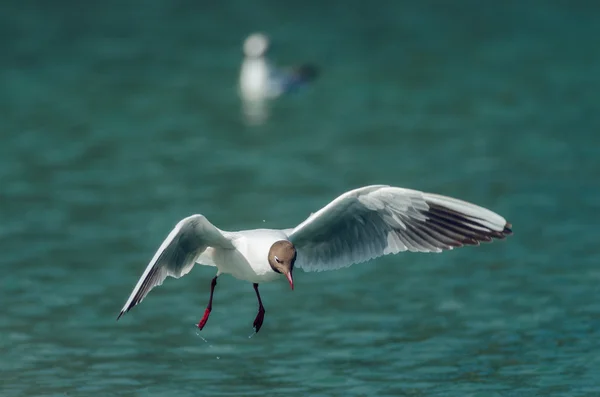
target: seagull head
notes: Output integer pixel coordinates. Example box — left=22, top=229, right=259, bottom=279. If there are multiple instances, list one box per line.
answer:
left=243, top=33, right=270, bottom=58
left=268, top=240, right=296, bottom=290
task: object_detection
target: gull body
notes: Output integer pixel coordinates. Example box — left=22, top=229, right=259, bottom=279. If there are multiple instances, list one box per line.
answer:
left=200, top=229, right=288, bottom=283
left=239, top=54, right=272, bottom=101
left=118, top=185, right=512, bottom=333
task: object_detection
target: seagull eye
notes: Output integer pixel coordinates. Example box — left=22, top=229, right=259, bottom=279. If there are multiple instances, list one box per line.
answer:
left=274, top=256, right=282, bottom=264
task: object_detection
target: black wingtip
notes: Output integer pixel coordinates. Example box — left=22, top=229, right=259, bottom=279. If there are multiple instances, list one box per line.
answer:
left=424, top=203, right=514, bottom=246
left=489, top=222, right=513, bottom=240
left=295, top=63, right=319, bottom=82
left=504, top=222, right=513, bottom=236
left=116, top=311, right=125, bottom=321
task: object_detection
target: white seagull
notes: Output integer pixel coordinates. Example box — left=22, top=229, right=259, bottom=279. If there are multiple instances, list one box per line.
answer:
left=117, top=185, right=512, bottom=333
left=239, top=32, right=318, bottom=101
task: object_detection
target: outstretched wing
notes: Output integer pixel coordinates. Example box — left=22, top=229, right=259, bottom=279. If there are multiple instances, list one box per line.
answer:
left=287, top=185, right=512, bottom=272
left=117, top=215, right=235, bottom=319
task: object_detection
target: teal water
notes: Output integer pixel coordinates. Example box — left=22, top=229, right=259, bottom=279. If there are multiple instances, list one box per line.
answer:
left=1, top=1, right=599, bottom=396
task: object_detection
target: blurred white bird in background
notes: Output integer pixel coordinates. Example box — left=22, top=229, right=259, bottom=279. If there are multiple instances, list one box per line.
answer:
left=239, top=32, right=319, bottom=124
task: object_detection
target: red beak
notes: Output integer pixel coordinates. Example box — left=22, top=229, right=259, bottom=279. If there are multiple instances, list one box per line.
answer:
left=285, top=271, right=294, bottom=290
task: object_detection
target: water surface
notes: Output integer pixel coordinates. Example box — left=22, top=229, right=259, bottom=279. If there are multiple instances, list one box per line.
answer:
left=1, top=1, right=599, bottom=396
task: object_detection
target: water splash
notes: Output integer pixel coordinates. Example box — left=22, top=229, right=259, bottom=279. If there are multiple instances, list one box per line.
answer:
left=194, top=325, right=209, bottom=344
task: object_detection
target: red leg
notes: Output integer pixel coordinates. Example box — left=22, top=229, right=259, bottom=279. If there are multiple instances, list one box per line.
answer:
left=197, top=276, right=218, bottom=330
left=253, top=283, right=266, bottom=332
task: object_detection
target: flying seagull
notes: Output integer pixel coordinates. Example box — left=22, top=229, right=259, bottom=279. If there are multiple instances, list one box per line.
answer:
left=117, top=185, right=512, bottom=333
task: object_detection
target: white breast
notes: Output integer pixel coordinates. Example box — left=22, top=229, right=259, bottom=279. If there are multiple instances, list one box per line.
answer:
left=211, top=229, right=288, bottom=283
left=240, top=58, right=269, bottom=100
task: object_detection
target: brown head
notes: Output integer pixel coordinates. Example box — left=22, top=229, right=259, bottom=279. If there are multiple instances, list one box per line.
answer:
left=268, top=240, right=297, bottom=290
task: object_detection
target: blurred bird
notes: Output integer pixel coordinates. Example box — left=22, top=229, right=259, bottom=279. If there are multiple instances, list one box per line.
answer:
left=239, top=32, right=319, bottom=123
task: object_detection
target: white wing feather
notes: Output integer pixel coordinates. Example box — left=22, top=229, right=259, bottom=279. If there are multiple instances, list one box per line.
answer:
left=117, top=215, right=234, bottom=319
left=287, top=185, right=512, bottom=272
